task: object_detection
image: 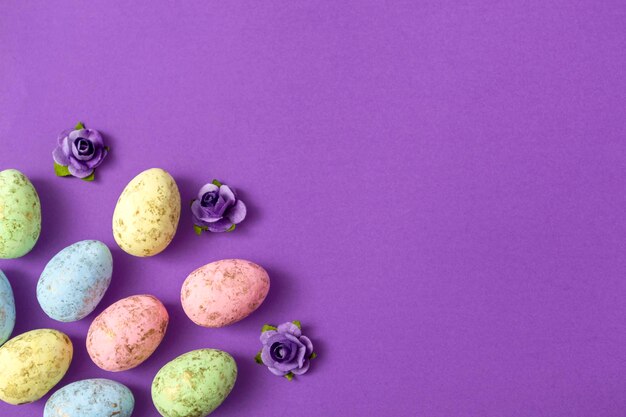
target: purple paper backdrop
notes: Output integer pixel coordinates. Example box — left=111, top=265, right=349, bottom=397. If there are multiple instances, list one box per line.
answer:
left=1, top=1, right=625, bottom=416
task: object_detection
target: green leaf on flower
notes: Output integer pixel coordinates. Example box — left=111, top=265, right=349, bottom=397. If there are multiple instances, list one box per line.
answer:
left=194, top=225, right=205, bottom=236
left=212, top=179, right=222, bottom=187
left=255, top=351, right=263, bottom=365
left=261, top=324, right=277, bottom=333
left=226, top=224, right=236, bottom=232
left=75, top=121, right=85, bottom=130
left=309, top=352, right=317, bottom=360
left=284, top=372, right=294, bottom=381
left=292, top=320, right=302, bottom=329
left=81, top=172, right=95, bottom=182
left=54, top=163, right=71, bottom=177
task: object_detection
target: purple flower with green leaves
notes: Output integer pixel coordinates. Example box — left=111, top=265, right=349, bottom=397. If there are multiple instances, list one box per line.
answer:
left=255, top=321, right=316, bottom=380
left=53, top=122, right=109, bottom=181
left=191, top=180, right=247, bottom=234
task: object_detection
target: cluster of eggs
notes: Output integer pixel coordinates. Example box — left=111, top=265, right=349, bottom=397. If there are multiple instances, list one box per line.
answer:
left=0, top=168, right=270, bottom=417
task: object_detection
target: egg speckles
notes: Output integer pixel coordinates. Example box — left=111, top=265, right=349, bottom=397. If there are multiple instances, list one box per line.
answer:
left=0, top=329, right=73, bottom=405
left=113, top=168, right=181, bottom=257
left=152, top=349, right=237, bottom=417
left=44, top=378, right=134, bottom=417
left=181, top=259, right=270, bottom=327
left=37, top=240, right=113, bottom=322
left=0, top=169, right=41, bottom=258
left=87, top=294, right=169, bottom=372
left=0, top=271, right=15, bottom=346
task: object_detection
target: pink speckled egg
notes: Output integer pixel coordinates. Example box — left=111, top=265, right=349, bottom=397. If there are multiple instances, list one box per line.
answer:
left=181, top=259, right=270, bottom=328
left=86, top=295, right=168, bottom=372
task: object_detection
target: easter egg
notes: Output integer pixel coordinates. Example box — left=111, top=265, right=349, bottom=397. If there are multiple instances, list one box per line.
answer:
left=0, top=169, right=41, bottom=258
left=112, top=168, right=181, bottom=257
left=87, top=294, right=168, bottom=371
left=37, top=240, right=113, bottom=322
left=44, top=378, right=134, bottom=417
left=181, top=259, right=270, bottom=327
left=0, top=270, right=15, bottom=346
left=152, top=349, right=237, bottom=417
left=0, top=329, right=73, bottom=405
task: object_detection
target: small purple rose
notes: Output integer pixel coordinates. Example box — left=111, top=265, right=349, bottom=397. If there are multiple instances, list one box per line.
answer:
left=191, top=180, right=247, bottom=233
left=256, top=321, right=316, bottom=379
left=52, top=123, right=108, bottom=179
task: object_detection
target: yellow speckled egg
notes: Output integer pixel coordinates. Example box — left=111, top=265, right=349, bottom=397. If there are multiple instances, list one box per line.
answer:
left=0, top=169, right=41, bottom=259
left=0, top=329, right=73, bottom=405
left=112, top=168, right=180, bottom=257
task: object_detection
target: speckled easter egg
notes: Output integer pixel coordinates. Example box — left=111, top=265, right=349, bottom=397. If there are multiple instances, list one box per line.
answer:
left=0, top=270, right=15, bottom=346
left=44, top=378, right=134, bottom=417
left=0, top=329, right=73, bottom=405
left=0, top=169, right=41, bottom=259
left=87, top=294, right=168, bottom=372
left=37, top=240, right=113, bottom=322
left=112, top=168, right=181, bottom=257
left=181, top=259, right=270, bottom=328
left=152, top=349, right=237, bottom=417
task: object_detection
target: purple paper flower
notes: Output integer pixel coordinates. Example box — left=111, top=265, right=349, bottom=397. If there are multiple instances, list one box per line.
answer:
left=191, top=180, right=247, bottom=234
left=255, top=321, right=316, bottom=380
left=52, top=122, right=108, bottom=180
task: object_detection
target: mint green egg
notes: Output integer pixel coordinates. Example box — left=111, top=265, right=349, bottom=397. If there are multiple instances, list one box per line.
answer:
left=151, top=349, right=237, bottom=417
left=0, top=169, right=41, bottom=258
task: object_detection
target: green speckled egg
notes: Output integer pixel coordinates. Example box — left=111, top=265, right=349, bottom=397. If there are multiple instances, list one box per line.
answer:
left=151, top=349, right=237, bottom=417
left=0, top=169, right=41, bottom=258
left=0, top=329, right=73, bottom=405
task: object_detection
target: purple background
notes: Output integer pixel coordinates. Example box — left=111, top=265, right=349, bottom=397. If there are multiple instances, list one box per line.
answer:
left=1, top=1, right=625, bottom=416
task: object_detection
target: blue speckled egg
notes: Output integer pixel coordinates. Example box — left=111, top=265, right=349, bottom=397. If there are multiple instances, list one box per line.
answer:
left=44, top=378, right=134, bottom=417
left=0, top=270, right=15, bottom=346
left=37, top=240, right=113, bottom=322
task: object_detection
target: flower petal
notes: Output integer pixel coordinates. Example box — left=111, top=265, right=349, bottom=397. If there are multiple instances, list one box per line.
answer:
left=197, top=183, right=219, bottom=200
left=84, top=129, right=104, bottom=147
left=296, top=344, right=306, bottom=367
left=84, top=146, right=106, bottom=168
left=260, top=346, right=273, bottom=367
left=52, top=146, right=69, bottom=166
left=212, top=196, right=233, bottom=217
left=68, top=164, right=94, bottom=179
left=277, top=322, right=301, bottom=338
left=218, top=185, right=236, bottom=205
left=227, top=200, right=247, bottom=224
left=68, top=129, right=84, bottom=141
left=57, top=129, right=72, bottom=145
left=260, top=330, right=278, bottom=344
left=68, top=155, right=86, bottom=171
left=284, top=333, right=305, bottom=349
left=191, top=200, right=221, bottom=224
left=299, top=335, right=314, bottom=355
left=268, top=366, right=287, bottom=376
left=207, top=218, right=234, bottom=233
left=61, top=135, right=72, bottom=156
left=273, top=360, right=298, bottom=372
left=291, top=360, right=310, bottom=375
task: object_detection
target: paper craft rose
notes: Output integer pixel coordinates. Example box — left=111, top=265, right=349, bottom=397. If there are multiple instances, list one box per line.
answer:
left=255, top=321, right=316, bottom=380
left=53, top=122, right=109, bottom=181
left=191, top=180, right=247, bottom=234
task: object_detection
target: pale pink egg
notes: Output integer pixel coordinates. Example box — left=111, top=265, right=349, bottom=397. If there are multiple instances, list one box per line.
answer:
left=86, top=294, right=168, bottom=372
left=181, top=259, right=270, bottom=327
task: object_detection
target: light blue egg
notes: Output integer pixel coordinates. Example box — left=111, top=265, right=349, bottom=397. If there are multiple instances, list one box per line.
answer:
left=0, top=270, right=15, bottom=346
left=44, top=378, right=134, bottom=417
left=37, top=240, right=113, bottom=322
